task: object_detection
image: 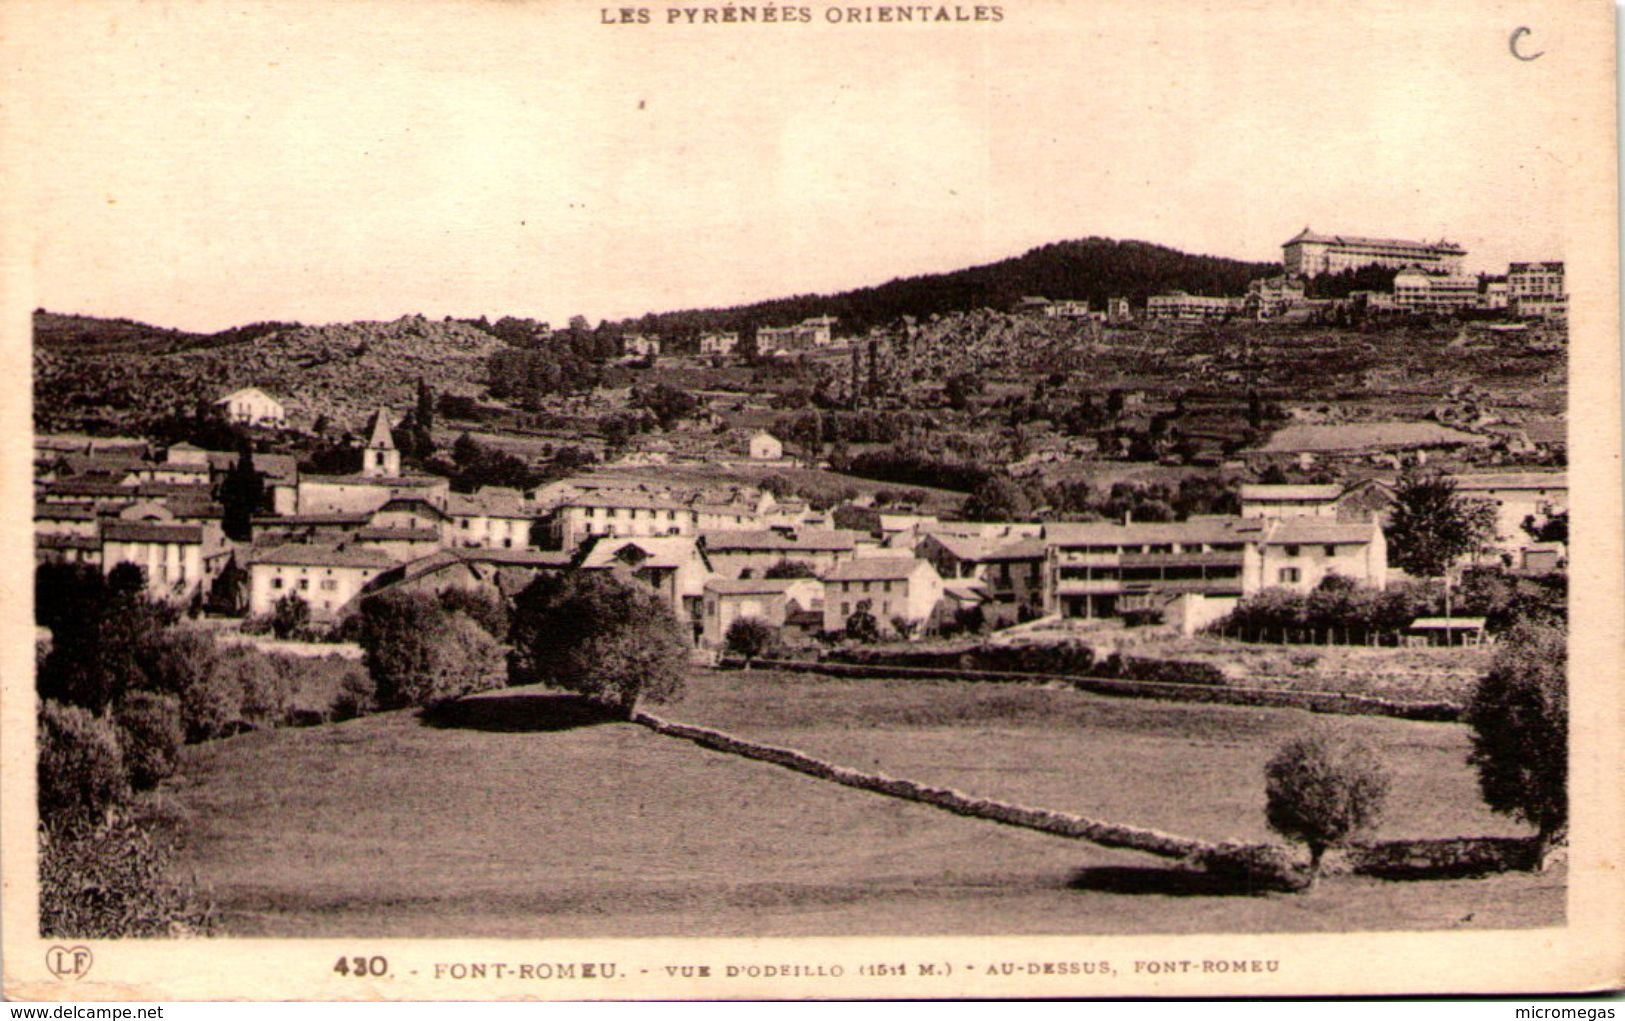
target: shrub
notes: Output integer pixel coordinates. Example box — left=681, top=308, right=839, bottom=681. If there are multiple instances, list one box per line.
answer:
left=438, top=587, right=510, bottom=640
left=38, top=701, right=128, bottom=833
left=1264, top=731, right=1391, bottom=886
left=178, top=658, right=243, bottom=742
left=224, top=649, right=298, bottom=730
left=113, top=692, right=184, bottom=791
left=889, top=615, right=920, bottom=640
left=270, top=593, right=311, bottom=640
left=845, top=602, right=880, bottom=644
left=359, top=591, right=508, bottom=709
left=725, top=617, right=779, bottom=662
left=763, top=559, right=818, bottom=580
left=140, top=628, right=222, bottom=700
left=39, top=818, right=215, bottom=938
left=1464, top=622, right=1568, bottom=864
left=508, top=571, right=688, bottom=715
left=331, top=665, right=378, bottom=720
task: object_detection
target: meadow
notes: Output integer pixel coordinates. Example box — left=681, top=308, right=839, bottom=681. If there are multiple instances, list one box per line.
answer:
left=157, top=670, right=1563, bottom=937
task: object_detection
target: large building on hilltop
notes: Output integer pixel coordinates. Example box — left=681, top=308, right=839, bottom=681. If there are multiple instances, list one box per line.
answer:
left=1282, top=228, right=1466, bottom=277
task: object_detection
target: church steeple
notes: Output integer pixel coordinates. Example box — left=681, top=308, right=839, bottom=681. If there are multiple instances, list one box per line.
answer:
left=361, top=407, right=399, bottom=478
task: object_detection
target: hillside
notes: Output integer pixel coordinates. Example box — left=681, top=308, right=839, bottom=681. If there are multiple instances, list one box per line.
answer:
left=34, top=314, right=503, bottom=433
left=619, top=238, right=1279, bottom=342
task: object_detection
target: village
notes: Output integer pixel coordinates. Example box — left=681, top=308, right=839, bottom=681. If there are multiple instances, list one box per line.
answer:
left=31, top=227, right=1573, bottom=942
left=33, top=231, right=1569, bottom=657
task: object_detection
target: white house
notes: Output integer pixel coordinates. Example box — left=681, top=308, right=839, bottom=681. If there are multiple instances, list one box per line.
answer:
left=579, top=535, right=715, bottom=640
left=701, top=576, right=823, bottom=648
left=447, top=487, right=535, bottom=550
left=544, top=491, right=693, bottom=552
left=1253, top=518, right=1388, bottom=592
left=821, top=557, right=944, bottom=636
left=1238, top=484, right=1343, bottom=520
left=246, top=543, right=395, bottom=620
left=214, top=387, right=286, bottom=427
left=100, top=520, right=226, bottom=602
left=748, top=431, right=784, bottom=461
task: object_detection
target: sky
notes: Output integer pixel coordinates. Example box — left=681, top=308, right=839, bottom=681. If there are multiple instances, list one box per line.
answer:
left=0, top=0, right=1581, bottom=332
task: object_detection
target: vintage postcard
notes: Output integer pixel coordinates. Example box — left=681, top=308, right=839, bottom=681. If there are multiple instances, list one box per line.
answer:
left=1, top=0, right=1620, bottom=1001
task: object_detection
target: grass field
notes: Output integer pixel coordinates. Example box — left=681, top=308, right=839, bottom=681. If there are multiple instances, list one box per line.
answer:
left=159, top=670, right=1562, bottom=937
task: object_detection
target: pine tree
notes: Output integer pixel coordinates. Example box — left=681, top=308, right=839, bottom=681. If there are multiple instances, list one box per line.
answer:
left=219, top=438, right=264, bottom=542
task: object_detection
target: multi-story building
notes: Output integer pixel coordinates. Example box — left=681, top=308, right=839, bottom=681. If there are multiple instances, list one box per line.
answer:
left=1239, top=484, right=1344, bottom=519
left=1282, top=228, right=1466, bottom=277
left=213, top=387, right=287, bottom=428
left=1254, top=519, right=1388, bottom=593
left=101, top=518, right=228, bottom=603
left=544, top=491, right=693, bottom=552
left=1507, top=261, right=1567, bottom=319
left=1043, top=516, right=1386, bottom=623
left=246, top=543, right=395, bottom=620
left=915, top=534, right=1046, bottom=626
left=1450, top=472, right=1566, bottom=555
left=756, top=316, right=836, bottom=354
left=579, top=535, right=714, bottom=640
left=698, top=331, right=739, bottom=356
left=699, top=528, right=859, bottom=579
left=1146, top=292, right=1244, bottom=321
left=1245, top=275, right=1306, bottom=319
left=447, top=487, right=535, bottom=550
left=1392, top=268, right=1480, bottom=313
left=1479, top=278, right=1509, bottom=311
left=700, top=576, right=823, bottom=648
left=1106, top=297, right=1133, bottom=323
left=821, top=557, right=944, bottom=636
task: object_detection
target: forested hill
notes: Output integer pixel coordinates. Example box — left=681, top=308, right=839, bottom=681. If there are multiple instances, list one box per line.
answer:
left=617, top=238, right=1281, bottom=338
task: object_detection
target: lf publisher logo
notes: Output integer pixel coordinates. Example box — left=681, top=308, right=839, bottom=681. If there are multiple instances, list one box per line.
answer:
left=46, top=945, right=93, bottom=980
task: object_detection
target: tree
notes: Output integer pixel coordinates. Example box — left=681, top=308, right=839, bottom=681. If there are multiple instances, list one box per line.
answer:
left=1464, top=622, right=1568, bottom=865
left=944, top=373, right=982, bottom=411
left=962, top=475, right=1033, bottom=522
left=114, top=691, right=185, bottom=791
left=357, top=591, right=507, bottom=709
left=218, top=437, right=265, bottom=542
left=1264, top=731, right=1391, bottom=887
left=415, top=377, right=436, bottom=433
left=38, top=700, right=129, bottom=833
left=844, top=600, right=880, bottom=643
left=763, top=558, right=818, bottom=579
left=1386, top=467, right=1497, bottom=580
left=270, top=593, right=310, bottom=640
left=725, top=617, right=778, bottom=663
left=1521, top=510, right=1568, bottom=544
left=508, top=572, right=688, bottom=715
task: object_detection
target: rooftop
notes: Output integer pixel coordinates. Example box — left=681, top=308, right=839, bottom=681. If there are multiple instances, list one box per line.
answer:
left=700, top=529, right=858, bottom=552
left=101, top=522, right=205, bottom=544
left=1448, top=472, right=1567, bottom=492
left=704, top=577, right=810, bottom=596
left=825, top=557, right=929, bottom=582
left=1239, top=484, right=1343, bottom=501
left=1264, top=519, right=1377, bottom=545
left=1044, top=518, right=1263, bottom=547
left=248, top=544, right=395, bottom=569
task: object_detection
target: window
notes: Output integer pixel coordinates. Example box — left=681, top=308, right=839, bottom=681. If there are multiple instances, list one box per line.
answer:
left=298, top=578, right=310, bottom=591
left=862, top=581, right=871, bottom=593
left=272, top=577, right=284, bottom=590
left=585, top=507, right=596, bottom=518
left=1278, top=567, right=1301, bottom=584
left=1284, top=544, right=1300, bottom=557
left=375, top=451, right=385, bottom=467
left=607, top=508, right=618, bottom=518
left=320, top=579, right=337, bottom=592
left=841, top=602, right=850, bottom=617
left=461, top=520, right=470, bottom=529
left=1323, top=545, right=1337, bottom=557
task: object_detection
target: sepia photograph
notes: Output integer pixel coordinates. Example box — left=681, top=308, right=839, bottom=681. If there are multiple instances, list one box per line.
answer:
left=1, top=0, right=1619, bottom=1001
